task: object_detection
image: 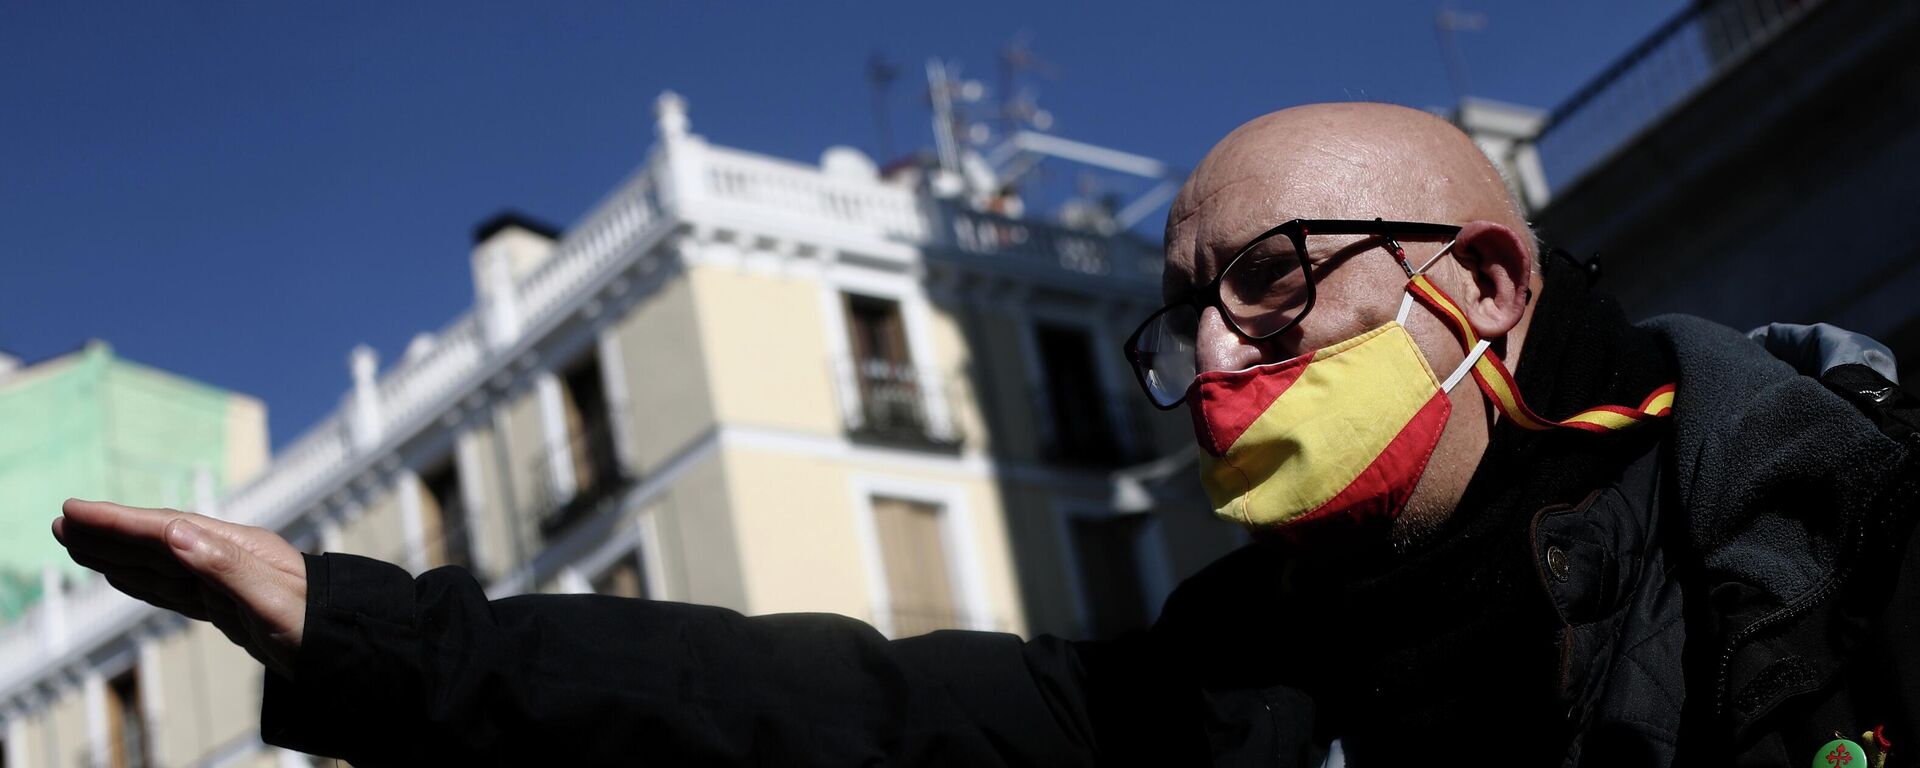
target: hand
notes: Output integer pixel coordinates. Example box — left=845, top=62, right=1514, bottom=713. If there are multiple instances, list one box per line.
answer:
left=52, top=499, right=307, bottom=680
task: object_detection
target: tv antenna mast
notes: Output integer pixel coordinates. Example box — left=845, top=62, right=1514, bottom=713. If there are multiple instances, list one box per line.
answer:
left=1435, top=4, right=1487, bottom=103
left=867, top=51, right=900, bottom=161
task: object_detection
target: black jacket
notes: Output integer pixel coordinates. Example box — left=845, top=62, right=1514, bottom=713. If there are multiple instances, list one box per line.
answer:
left=261, top=268, right=1920, bottom=766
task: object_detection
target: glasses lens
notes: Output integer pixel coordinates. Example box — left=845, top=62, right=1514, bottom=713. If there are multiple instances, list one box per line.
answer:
left=1134, top=303, right=1199, bottom=407
left=1221, top=234, right=1310, bottom=338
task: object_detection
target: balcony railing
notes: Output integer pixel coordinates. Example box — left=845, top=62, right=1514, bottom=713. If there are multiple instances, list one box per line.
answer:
left=936, top=204, right=1162, bottom=286
left=531, top=419, right=633, bottom=539
left=1523, top=0, right=1823, bottom=195
left=700, top=145, right=929, bottom=241
left=834, top=358, right=964, bottom=451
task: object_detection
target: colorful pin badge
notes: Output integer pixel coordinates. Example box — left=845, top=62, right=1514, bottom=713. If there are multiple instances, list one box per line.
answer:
left=1817, top=738, right=1864, bottom=767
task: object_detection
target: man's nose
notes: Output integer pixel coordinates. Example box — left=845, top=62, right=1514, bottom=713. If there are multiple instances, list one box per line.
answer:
left=1195, top=305, right=1294, bottom=374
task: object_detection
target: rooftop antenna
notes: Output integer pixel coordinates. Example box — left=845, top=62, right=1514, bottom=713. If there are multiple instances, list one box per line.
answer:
left=927, top=58, right=962, bottom=176
left=1435, top=4, right=1487, bottom=103
left=866, top=51, right=900, bottom=161
left=997, top=31, right=1056, bottom=139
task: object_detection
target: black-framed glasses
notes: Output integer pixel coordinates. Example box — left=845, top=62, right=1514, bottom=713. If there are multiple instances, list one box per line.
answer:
left=1123, top=218, right=1462, bottom=409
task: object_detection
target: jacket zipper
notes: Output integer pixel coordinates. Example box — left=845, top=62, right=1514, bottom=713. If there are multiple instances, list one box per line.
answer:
left=1713, top=478, right=1897, bottom=721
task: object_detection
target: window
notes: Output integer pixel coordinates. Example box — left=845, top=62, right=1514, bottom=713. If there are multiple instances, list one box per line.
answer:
left=1035, top=322, right=1119, bottom=465
left=843, top=293, right=927, bottom=438
left=871, top=496, right=958, bottom=636
left=418, top=460, right=472, bottom=570
left=559, top=352, right=621, bottom=500
left=1069, top=513, right=1154, bottom=638
left=591, top=555, right=648, bottom=599
left=105, top=669, right=148, bottom=768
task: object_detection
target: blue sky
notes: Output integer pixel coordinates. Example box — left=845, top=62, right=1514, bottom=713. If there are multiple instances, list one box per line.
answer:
left=0, top=1, right=1684, bottom=449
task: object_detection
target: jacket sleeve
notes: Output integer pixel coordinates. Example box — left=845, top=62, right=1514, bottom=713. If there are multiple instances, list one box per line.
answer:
left=259, top=552, right=1101, bottom=767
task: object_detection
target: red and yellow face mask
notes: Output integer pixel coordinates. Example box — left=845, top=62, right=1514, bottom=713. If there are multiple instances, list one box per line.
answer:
left=1189, top=269, right=1675, bottom=544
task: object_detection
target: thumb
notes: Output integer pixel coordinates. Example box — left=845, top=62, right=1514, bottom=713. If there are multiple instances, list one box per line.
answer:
left=163, top=518, right=303, bottom=679
left=165, top=519, right=253, bottom=597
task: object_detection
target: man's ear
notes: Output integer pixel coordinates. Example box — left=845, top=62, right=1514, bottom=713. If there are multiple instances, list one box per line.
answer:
left=1445, top=220, right=1533, bottom=340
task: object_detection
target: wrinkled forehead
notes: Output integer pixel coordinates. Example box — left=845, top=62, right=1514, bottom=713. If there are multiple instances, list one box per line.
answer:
left=1162, top=159, right=1366, bottom=301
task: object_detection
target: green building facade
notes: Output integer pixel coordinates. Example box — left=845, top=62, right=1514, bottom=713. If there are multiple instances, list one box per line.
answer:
left=0, top=341, right=267, bottom=620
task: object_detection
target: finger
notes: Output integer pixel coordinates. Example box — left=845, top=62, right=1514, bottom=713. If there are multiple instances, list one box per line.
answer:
left=61, top=499, right=186, bottom=544
left=58, top=525, right=189, bottom=577
left=105, top=573, right=211, bottom=621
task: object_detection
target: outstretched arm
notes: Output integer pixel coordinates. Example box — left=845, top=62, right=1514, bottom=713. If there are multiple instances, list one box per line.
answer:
left=265, top=552, right=1102, bottom=765
left=52, top=500, right=1110, bottom=766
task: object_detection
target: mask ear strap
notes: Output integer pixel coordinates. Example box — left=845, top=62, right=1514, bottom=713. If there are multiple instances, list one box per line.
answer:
left=1409, top=273, right=1678, bottom=431
left=1441, top=340, right=1491, bottom=393
left=1401, top=284, right=1486, bottom=393
left=1413, top=239, right=1458, bottom=276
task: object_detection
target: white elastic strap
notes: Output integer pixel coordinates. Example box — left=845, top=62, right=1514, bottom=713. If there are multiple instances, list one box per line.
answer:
left=1413, top=239, right=1458, bottom=275
left=1441, top=339, right=1491, bottom=393
left=1395, top=292, right=1416, bottom=326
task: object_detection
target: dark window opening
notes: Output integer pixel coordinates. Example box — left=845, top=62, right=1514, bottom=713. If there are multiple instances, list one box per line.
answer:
left=540, top=350, right=629, bottom=537
left=843, top=294, right=935, bottom=442
left=1070, top=513, right=1153, bottom=639
left=419, top=459, right=472, bottom=571
left=106, top=669, right=149, bottom=768
left=560, top=352, right=622, bottom=499
left=1036, top=323, right=1120, bottom=465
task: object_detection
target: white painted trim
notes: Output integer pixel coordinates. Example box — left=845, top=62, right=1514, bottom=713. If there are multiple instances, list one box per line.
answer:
left=848, top=475, right=993, bottom=637
left=83, top=670, right=105, bottom=768
left=396, top=471, right=428, bottom=574
left=6, top=718, right=26, bottom=768
left=595, top=327, right=639, bottom=474
left=1050, top=497, right=1173, bottom=638
left=725, top=424, right=991, bottom=477
left=454, top=430, right=490, bottom=571
left=638, top=511, right=669, bottom=601
left=556, top=567, right=593, bottom=594
left=815, top=269, right=865, bottom=429
left=535, top=372, right=579, bottom=502
left=318, top=514, right=345, bottom=554
left=136, top=637, right=163, bottom=760
left=39, top=702, right=58, bottom=768
left=815, top=266, right=958, bottom=440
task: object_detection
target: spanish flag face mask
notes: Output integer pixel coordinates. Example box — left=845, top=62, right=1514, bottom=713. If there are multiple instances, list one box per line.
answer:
left=1187, top=246, right=1675, bottom=546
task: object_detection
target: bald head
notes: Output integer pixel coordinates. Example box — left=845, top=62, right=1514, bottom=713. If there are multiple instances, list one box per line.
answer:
left=1167, top=102, right=1529, bottom=293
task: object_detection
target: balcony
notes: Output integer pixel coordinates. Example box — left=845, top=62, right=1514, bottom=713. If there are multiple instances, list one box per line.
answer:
left=531, top=419, right=634, bottom=539
left=834, top=357, right=964, bottom=452
left=928, top=203, right=1163, bottom=293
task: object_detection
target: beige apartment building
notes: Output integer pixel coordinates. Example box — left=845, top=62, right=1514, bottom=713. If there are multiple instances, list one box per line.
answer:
left=0, top=92, right=1237, bottom=767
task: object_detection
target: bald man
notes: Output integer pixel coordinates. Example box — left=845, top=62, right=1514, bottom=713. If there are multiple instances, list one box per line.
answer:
left=55, top=104, right=1920, bottom=766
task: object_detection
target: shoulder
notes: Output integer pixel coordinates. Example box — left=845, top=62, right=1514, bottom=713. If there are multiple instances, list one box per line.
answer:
left=1639, top=315, right=1908, bottom=562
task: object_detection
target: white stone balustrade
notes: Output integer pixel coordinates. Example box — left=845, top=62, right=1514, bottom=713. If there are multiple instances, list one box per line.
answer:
left=700, top=146, right=927, bottom=241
